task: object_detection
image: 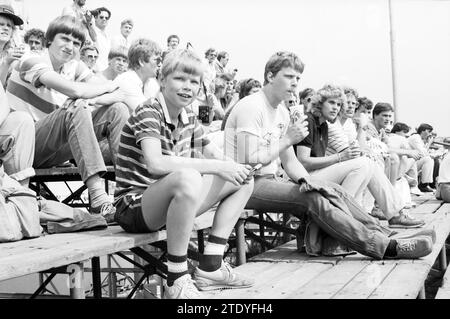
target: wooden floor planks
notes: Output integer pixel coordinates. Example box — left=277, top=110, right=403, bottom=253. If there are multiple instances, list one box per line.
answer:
left=209, top=194, right=450, bottom=299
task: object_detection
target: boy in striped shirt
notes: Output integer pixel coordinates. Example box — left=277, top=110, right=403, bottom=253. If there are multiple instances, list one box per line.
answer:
left=6, top=16, right=129, bottom=217
left=114, top=47, right=255, bottom=299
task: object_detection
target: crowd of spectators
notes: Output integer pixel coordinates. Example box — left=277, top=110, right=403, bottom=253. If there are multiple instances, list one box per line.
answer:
left=0, top=0, right=449, bottom=299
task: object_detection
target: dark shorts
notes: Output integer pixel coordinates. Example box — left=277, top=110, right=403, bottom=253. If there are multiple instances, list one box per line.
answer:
left=114, top=191, right=153, bottom=233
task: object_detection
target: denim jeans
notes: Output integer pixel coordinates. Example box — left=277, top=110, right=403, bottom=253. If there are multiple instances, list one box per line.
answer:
left=311, top=157, right=402, bottom=219
left=246, top=176, right=393, bottom=259
left=34, top=100, right=129, bottom=182
left=0, top=111, right=35, bottom=182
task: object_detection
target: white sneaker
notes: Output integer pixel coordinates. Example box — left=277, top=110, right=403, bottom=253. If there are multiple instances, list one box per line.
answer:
left=410, top=186, right=424, bottom=196
left=194, top=262, right=254, bottom=291
left=163, top=274, right=202, bottom=299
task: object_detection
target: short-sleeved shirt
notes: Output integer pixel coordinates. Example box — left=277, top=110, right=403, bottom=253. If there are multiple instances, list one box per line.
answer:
left=296, top=113, right=328, bottom=158
left=224, top=91, right=290, bottom=176
left=408, top=134, right=428, bottom=156
left=114, top=92, right=210, bottom=198
left=327, top=121, right=350, bottom=155
left=6, top=50, right=92, bottom=121
left=114, top=70, right=146, bottom=111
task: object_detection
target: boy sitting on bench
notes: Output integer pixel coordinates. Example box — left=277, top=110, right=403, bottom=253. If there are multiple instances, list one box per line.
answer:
left=114, top=47, right=255, bottom=299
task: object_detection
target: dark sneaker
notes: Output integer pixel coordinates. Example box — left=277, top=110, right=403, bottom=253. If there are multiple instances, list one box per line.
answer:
left=388, top=211, right=425, bottom=229
left=390, top=228, right=436, bottom=244
left=418, top=184, right=434, bottom=193
left=390, top=237, right=432, bottom=259
left=163, top=274, right=202, bottom=299
left=91, top=202, right=116, bottom=224
left=194, top=262, right=254, bottom=291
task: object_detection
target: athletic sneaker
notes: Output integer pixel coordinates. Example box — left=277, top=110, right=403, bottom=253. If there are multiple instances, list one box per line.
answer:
left=410, top=186, right=424, bottom=196
left=91, top=202, right=116, bottom=224
left=163, top=274, right=202, bottom=299
left=390, top=228, right=436, bottom=244
left=389, top=237, right=432, bottom=259
left=194, top=262, right=255, bottom=291
left=388, top=211, right=425, bottom=229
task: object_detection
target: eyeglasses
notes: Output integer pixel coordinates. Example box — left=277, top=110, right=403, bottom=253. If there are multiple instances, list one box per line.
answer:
left=87, top=54, right=98, bottom=59
left=98, top=15, right=110, bottom=20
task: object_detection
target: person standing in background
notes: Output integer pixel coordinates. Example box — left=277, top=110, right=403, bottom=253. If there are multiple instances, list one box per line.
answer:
left=91, top=7, right=111, bottom=72
left=111, top=18, right=133, bottom=49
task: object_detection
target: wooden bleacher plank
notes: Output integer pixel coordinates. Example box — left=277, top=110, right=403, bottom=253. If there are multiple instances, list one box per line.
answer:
left=0, top=226, right=166, bottom=281
left=368, top=263, right=430, bottom=299
left=206, top=261, right=332, bottom=299
left=331, top=262, right=397, bottom=299
left=247, top=263, right=333, bottom=299
left=413, top=204, right=450, bottom=268
left=290, top=261, right=371, bottom=299
left=34, top=166, right=115, bottom=176
left=435, top=267, right=450, bottom=299
left=409, top=202, right=443, bottom=215
left=248, top=240, right=342, bottom=265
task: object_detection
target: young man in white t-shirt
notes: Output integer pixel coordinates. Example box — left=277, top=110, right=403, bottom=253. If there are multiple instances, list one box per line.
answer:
left=224, top=51, right=434, bottom=260
left=114, top=38, right=162, bottom=113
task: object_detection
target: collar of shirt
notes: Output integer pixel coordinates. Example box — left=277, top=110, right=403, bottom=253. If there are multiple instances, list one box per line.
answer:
left=156, top=92, right=189, bottom=127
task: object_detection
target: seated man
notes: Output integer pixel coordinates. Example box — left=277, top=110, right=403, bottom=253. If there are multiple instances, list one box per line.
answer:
left=80, top=45, right=99, bottom=71
left=365, top=102, right=402, bottom=184
left=6, top=15, right=129, bottom=217
left=0, top=84, right=34, bottom=185
left=407, top=123, right=436, bottom=192
left=296, top=84, right=423, bottom=228
left=388, top=122, right=423, bottom=195
left=97, top=46, right=128, bottom=81
left=114, top=39, right=161, bottom=113
left=225, top=51, right=433, bottom=261
left=114, top=48, right=255, bottom=299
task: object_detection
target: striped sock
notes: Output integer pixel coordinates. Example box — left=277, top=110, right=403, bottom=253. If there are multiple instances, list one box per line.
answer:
left=167, top=254, right=189, bottom=287
left=199, top=235, right=227, bottom=272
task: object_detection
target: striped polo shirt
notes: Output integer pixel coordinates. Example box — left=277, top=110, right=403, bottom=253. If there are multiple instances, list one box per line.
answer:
left=6, top=50, right=92, bottom=122
left=114, top=93, right=211, bottom=198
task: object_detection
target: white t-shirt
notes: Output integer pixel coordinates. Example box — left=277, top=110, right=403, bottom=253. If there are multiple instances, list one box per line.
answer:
left=224, top=91, right=290, bottom=176
left=111, top=34, right=132, bottom=49
left=93, top=25, right=111, bottom=72
left=387, top=134, right=410, bottom=149
left=114, top=70, right=146, bottom=111
left=408, top=134, right=428, bottom=156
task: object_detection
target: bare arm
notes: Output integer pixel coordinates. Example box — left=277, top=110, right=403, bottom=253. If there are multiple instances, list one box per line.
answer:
left=141, top=138, right=251, bottom=186
left=296, top=145, right=340, bottom=171
left=280, top=147, right=309, bottom=182
left=39, top=71, right=119, bottom=99
left=296, top=144, right=361, bottom=171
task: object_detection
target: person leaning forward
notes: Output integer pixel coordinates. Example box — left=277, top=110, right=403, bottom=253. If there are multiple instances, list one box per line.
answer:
left=6, top=15, right=129, bottom=220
